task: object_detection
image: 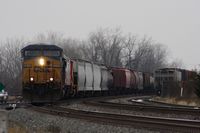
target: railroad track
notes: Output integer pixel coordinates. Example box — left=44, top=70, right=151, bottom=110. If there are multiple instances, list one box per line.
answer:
left=0, top=94, right=151, bottom=110
left=56, top=94, right=151, bottom=106
left=83, top=100, right=200, bottom=115
left=30, top=105, right=200, bottom=132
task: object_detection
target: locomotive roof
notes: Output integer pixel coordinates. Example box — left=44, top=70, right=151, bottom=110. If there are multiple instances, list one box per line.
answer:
left=21, top=44, right=63, bottom=51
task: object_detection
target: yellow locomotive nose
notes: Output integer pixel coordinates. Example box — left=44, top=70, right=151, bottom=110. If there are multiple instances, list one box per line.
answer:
left=39, top=58, right=45, bottom=66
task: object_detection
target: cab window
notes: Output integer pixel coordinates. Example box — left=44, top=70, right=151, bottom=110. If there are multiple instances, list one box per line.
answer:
left=25, top=50, right=42, bottom=57
left=43, top=51, right=60, bottom=57
left=24, top=50, right=61, bottom=57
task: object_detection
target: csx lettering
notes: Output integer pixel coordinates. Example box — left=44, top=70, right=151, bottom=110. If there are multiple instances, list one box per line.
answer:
left=34, top=67, right=50, bottom=72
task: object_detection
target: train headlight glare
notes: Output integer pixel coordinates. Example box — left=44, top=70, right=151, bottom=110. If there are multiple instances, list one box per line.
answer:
left=50, top=77, right=53, bottom=81
left=30, top=77, right=34, bottom=82
left=39, top=58, right=45, bottom=66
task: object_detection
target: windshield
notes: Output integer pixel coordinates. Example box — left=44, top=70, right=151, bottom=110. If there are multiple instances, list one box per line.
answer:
left=24, top=50, right=61, bottom=57
left=25, top=50, right=42, bottom=57
left=43, top=51, right=60, bottom=57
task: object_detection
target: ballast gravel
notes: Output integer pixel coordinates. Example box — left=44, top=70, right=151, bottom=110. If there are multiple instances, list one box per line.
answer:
left=6, top=95, right=196, bottom=133
left=7, top=108, right=160, bottom=133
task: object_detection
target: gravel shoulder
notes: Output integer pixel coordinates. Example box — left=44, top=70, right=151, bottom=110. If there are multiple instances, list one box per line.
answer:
left=3, top=95, right=196, bottom=133
left=7, top=108, right=160, bottom=133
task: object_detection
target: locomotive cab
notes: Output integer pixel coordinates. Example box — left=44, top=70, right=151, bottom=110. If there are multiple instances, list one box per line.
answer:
left=21, top=44, right=64, bottom=103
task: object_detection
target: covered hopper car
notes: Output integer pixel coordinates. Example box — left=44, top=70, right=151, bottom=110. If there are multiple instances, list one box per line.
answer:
left=64, top=59, right=113, bottom=97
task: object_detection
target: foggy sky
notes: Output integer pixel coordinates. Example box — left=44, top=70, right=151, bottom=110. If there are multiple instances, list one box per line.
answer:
left=0, top=0, right=199, bottom=69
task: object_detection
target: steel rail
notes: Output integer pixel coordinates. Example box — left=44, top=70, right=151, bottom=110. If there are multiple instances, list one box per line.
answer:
left=83, top=101, right=200, bottom=115
left=31, top=105, right=200, bottom=132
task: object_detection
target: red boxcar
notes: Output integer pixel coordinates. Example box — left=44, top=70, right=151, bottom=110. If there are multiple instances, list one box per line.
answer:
left=112, top=68, right=137, bottom=89
left=180, top=69, right=197, bottom=81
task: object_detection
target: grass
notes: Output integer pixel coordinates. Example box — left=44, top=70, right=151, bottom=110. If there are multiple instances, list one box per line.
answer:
left=153, top=96, right=200, bottom=107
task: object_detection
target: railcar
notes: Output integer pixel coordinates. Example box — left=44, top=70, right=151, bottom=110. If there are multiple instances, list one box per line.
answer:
left=64, top=59, right=113, bottom=97
left=100, top=65, right=113, bottom=94
left=142, top=73, right=155, bottom=93
left=67, top=59, right=102, bottom=96
left=111, top=68, right=154, bottom=94
left=137, top=72, right=144, bottom=91
left=111, top=68, right=138, bottom=94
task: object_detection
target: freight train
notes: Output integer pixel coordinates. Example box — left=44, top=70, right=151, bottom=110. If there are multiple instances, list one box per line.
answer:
left=21, top=44, right=154, bottom=103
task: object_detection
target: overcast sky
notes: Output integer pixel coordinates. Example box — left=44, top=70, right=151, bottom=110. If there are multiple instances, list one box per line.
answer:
left=0, top=0, right=199, bottom=69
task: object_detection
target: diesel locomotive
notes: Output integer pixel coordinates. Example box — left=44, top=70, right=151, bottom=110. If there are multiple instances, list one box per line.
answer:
left=21, top=44, right=65, bottom=102
left=21, top=44, right=154, bottom=103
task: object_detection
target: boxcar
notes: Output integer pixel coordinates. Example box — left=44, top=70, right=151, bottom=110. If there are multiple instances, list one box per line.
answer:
left=112, top=68, right=130, bottom=89
left=112, top=68, right=138, bottom=93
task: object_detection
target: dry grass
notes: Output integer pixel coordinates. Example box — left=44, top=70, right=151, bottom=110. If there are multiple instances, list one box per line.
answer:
left=8, top=121, right=28, bottom=133
left=153, top=96, right=200, bottom=107
left=8, top=120, right=61, bottom=133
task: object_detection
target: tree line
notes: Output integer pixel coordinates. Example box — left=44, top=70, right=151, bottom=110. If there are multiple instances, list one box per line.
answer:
left=0, top=28, right=180, bottom=95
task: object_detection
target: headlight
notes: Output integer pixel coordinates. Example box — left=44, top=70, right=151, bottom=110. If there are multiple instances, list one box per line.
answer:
left=39, top=58, right=45, bottom=66
left=30, top=77, right=34, bottom=82
left=50, top=77, right=54, bottom=82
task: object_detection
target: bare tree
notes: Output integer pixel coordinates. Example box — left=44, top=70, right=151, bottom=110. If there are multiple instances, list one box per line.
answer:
left=32, top=30, right=169, bottom=72
left=0, top=38, right=25, bottom=95
left=169, top=58, right=185, bottom=68
left=34, top=31, right=64, bottom=44
left=33, top=31, right=83, bottom=58
left=123, top=34, right=137, bottom=68
left=84, top=28, right=124, bottom=66
left=59, top=38, right=83, bottom=58
left=139, top=43, right=168, bottom=72
left=123, top=36, right=153, bottom=71
left=122, top=35, right=169, bottom=73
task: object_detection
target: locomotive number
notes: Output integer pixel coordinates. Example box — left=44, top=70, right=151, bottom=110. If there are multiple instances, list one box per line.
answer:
left=34, top=67, right=50, bottom=72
